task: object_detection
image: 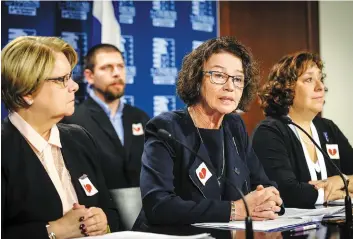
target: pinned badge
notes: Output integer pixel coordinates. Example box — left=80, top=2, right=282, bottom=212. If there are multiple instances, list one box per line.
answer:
left=78, top=174, right=98, bottom=196
left=326, top=144, right=340, bottom=159
left=132, top=123, right=144, bottom=136
left=196, top=162, right=212, bottom=186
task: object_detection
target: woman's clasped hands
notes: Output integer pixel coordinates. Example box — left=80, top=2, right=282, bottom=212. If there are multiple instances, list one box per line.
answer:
left=47, top=203, right=108, bottom=238
left=234, top=185, right=283, bottom=221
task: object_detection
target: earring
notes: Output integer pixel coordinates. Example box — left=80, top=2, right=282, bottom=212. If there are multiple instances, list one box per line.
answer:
left=27, top=99, right=33, bottom=105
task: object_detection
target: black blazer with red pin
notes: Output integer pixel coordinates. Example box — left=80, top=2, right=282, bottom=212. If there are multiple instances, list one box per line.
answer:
left=1, top=119, right=120, bottom=239
left=251, top=116, right=353, bottom=208
left=63, top=96, right=150, bottom=189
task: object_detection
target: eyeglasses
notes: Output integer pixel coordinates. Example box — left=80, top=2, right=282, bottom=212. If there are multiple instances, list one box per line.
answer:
left=203, top=71, right=249, bottom=89
left=46, top=72, right=72, bottom=87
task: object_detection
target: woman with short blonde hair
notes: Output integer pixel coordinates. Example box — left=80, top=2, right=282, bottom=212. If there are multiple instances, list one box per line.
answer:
left=2, top=36, right=77, bottom=111
left=2, top=36, right=120, bottom=239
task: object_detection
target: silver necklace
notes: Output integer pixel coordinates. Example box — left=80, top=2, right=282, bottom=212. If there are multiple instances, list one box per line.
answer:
left=188, top=108, right=225, bottom=182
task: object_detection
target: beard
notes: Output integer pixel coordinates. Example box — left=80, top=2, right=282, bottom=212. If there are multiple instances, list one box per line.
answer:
left=93, top=81, right=125, bottom=102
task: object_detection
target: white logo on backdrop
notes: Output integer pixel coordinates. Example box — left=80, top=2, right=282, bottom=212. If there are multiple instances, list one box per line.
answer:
left=153, top=96, right=176, bottom=116
left=118, top=0, right=135, bottom=24
left=8, top=28, right=37, bottom=42
left=61, top=32, right=88, bottom=79
left=122, top=95, right=135, bottom=106
left=121, top=35, right=136, bottom=84
left=190, top=0, right=215, bottom=32
left=192, top=40, right=204, bottom=50
left=151, top=38, right=177, bottom=85
left=59, top=2, right=90, bottom=20
left=150, top=0, right=177, bottom=28
left=6, top=1, right=40, bottom=16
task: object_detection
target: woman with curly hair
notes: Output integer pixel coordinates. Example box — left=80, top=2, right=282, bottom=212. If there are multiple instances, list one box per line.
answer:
left=133, top=36, right=284, bottom=229
left=252, top=51, right=353, bottom=208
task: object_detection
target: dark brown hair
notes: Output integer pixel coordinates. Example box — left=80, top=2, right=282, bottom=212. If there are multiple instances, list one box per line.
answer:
left=84, top=43, right=123, bottom=72
left=259, top=51, right=325, bottom=117
left=176, top=36, right=259, bottom=111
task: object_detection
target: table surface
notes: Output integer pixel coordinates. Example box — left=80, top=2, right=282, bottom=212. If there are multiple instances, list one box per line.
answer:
left=136, top=221, right=353, bottom=239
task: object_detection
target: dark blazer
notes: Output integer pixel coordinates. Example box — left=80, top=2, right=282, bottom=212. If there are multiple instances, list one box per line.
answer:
left=251, top=116, right=353, bottom=208
left=63, top=97, right=150, bottom=189
left=133, top=109, right=277, bottom=228
left=1, top=119, right=120, bottom=239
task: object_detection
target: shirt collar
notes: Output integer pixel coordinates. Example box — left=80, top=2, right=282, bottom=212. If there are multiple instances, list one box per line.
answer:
left=8, top=112, right=62, bottom=153
left=88, top=85, right=124, bottom=117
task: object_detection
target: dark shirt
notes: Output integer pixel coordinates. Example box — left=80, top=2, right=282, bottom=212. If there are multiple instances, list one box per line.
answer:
left=198, top=127, right=224, bottom=176
left=198, top=127, right=225, bottom=195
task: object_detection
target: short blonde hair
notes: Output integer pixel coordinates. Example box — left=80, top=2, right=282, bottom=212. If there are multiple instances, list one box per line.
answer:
left=1, top=36, right=78, bottom=112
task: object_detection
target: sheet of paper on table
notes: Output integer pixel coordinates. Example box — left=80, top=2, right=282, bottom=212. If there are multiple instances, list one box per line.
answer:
left=74, top=231, right=213, bottom=239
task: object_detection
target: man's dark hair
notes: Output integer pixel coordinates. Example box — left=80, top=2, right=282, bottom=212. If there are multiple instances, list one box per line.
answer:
left=84, top=43, right=123, bottom=72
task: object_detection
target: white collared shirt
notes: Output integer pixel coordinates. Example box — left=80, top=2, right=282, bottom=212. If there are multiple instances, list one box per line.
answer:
left=288, top=119, right=327, bottom=204
left=9, top=112, right=78, bottom=214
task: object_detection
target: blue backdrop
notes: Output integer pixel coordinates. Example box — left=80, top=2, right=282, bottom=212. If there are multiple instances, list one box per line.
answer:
left=1, top=1, right=218, bottom=119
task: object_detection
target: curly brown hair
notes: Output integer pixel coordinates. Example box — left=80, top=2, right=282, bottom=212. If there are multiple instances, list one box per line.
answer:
left=259, top=51, right=326, bottom=117
left=176, top=36, right=259, bottom=111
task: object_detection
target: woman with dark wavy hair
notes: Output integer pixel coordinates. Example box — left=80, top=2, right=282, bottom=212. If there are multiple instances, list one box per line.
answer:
left=252, top=52, right=353, bottom=208
left=133, top=36, right=284, bottom=229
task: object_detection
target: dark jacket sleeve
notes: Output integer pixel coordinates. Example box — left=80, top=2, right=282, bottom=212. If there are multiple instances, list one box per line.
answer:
left=252, top=123, right=318, bottom=208
left=79, top=126, right=121, bottom=232
left=140, top=120, right=231, bottom=225
left=2, top=166, right=50, bottom=239
left=328, top=120, right=353, bottom=175
left=124, top=109, right=151, bottom=187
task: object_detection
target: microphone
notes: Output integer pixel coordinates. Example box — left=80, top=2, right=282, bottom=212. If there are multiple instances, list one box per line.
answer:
left=279, top=116, right=352, bottom=224
left=151, top=128, right=254, bottom=239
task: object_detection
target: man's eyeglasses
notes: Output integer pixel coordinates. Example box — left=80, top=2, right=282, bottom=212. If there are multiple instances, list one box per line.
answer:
left=203, top=71, right=249, bottom=89
left=46, top=72, right=72, bottom=87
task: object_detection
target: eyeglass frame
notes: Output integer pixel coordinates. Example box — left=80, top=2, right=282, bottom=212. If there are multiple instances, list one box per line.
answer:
left=202, top=70, right=250, bottom=89
left=46, top=72, right=73, bottom=87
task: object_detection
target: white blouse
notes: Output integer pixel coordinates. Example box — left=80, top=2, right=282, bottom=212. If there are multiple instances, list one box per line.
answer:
left=9, top=112, right=78, bottom=214
left=288, top=120, right=327, bottom=205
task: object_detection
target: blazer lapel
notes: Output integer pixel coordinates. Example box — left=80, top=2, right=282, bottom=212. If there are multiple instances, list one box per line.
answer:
left=86, top=98, right=125, bottom=154
left=20, top=131, right=64, bottom=215
left=183, top=108, right=220, bottom=199
left=122, top=106, right=132, bottom=160
left=188, top=142, right=220, bottom=200
left=223, top=123, right=250, bottom=199
left=59, top=129, right=95, bottom=206
left=286, top=125, right=313, bottom=182
left=313, top=121, right=339, bottom=175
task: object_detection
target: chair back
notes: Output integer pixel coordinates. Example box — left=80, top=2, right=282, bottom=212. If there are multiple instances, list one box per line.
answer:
left=109, top=187, right=142, bottom=230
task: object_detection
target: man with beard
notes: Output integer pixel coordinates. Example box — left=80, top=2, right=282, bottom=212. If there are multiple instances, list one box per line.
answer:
left=64, top=44, right=150, bottom=190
